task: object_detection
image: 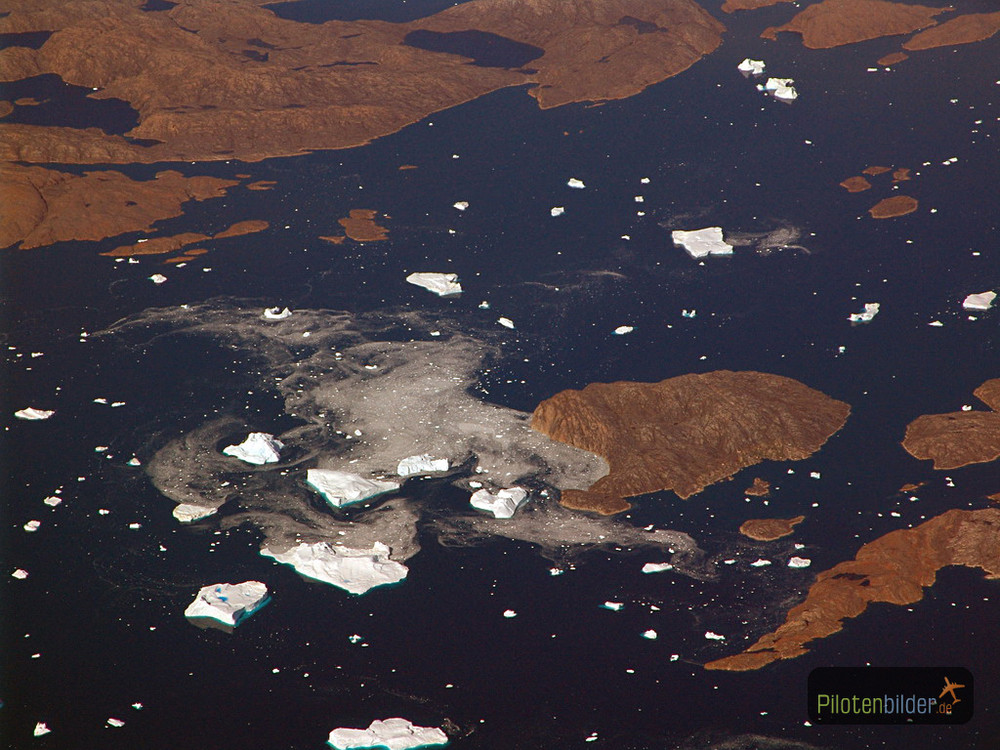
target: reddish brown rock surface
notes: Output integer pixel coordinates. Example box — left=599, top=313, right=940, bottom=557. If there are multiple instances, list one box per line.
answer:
left=531, top=371, right=850, bottom=514
left=100, top=220, right=268, bottom=257
left=877, top=51, right=909, bottom=65
left=904, top=10, right=1000, bottom=49
left=740, top=515, right=805, bottom=541
left=868, top=195, right=918, bottom=218
left=745, top=478, right=771, bottom=496
left=706, top=508, right=1000, bottom=670
left=903, top=379, right=1000, bottom=469
left=762, top=0, right=951, bottom=49
left=0, top=164, right=237, bottom=250
left=722, top=0, right=794, bottom=12
left=338, top=210, right=388, bottom=242
left=862, top=165, right=892, bottom=175
left=839, top=176, right=872, bottom=192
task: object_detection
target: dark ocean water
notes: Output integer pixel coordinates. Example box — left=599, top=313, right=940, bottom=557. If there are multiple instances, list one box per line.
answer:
left=3, top=2, right=1000, bottom=749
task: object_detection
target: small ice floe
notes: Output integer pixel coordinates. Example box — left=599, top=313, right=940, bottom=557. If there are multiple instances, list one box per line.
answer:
left=641, top=562, right=673, bottom=574
left=585, top=732, right=599, bottom=743
left=670, top=654, right=680, bottom=661
left=131, top=703, right=143, bottom=710
left=681, top=309, right=697, bottom=318
left=14, top=407, right=55, bottom=421
left=549, top=567, right=564, bottom=576
left=503, top=609, right=517, bottom=618
left=261, top=541, right=407, bottom=595
left=810, top=471, right=821, bottom=479
left=738, top=58, right=766, bottom=76
left=928, top=320, right=944, bottom=327
left=33, top=722, right=51, bottom=737
left=327, top=718, right=449, bottom=750
left=470, top=487, right=528, bottom=518
left=550, top=206, right=565, bottom=217
left=788, top=556, right=812, bottom=568
left=613, top=325, right=634, bottom=335
left=23, top=520, right=41, bottom=532
left=453, top=201, right=468, bottom=211
left=567, top=178, right=586, bottom=189
left=848, top=302, right=880, bottom=323
left=397, top=454, right=449, bottom=477
left=497, top=317, right=515, bottom=329
left=263, top=307, right=292, bottom=320
left=405, top=272, right=462, bottom=297
left=127, top=457, right=141, bottom=466
left=642, top=629, right=658, bottom=640
left=149, top=274, right=167, bottom=284
left=172, top=504, right=218, bottom=523
left=184, top=581, right=269, bottom=627
left=106, top=718, right=125, bottom=728
left=750, top=559, right=772, bottom=567
left=705, top=631, right=726, bottom=641
left=223, top=432, right=284, bottom=465
left=43, top=496, right=61, bottom=507
left=12, top=569, right=29, bottom=579
left=671, top=227, right=733, bottom=258
left=963, top=291, right=996, bottom=311
left=601, top=601, right=624, bottom=612
left=765, top=77, right=798, bottom=102
left=306, top=469, right=399, bottom=509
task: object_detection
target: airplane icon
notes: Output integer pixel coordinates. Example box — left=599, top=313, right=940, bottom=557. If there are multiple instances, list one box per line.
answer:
left=939, top=677, right=964, bottom=704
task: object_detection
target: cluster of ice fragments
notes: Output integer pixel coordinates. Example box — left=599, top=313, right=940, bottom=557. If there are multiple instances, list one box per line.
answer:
left=307, top=469, right=400, bottom=508
left=738, top=58, right=798, bottom=102
left=184, top=581, right=269, bottom=626
left=261, top=541, right=408, bottom=595
left=223, top=432, right=284, bottom=465
left=672, top=227, right=733, bottom=258
left=406, top=272, right=463, bottom=297
left=327, top=718, right=448, bottom=750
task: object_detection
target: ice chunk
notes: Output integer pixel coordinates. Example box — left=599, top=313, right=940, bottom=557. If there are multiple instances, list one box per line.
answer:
left=765, top=77, right=797, bottom=101
left=405, top=272, right=462, bottom=297
left=469, top=487, right=528, bottom=518
left=263, top=307, right=292, bottom=320
left=567, top=178, right=586, bottom=189
left=642, top=629, right=658, bottom=640
left=306, top=469, right=399, bottom=508
left=127, top=457, right=142, bottom=466
left=172, top=503, right=219, bottom=523
left=107, top=718, right=125, bottom=728
left=671, top=227, right=733, bottom=258
left=738, top=58, right=766, bottom=76
left=222, top=432, right=284, bottom=465
left=497, top=317, right=515, bottom=329
left=261, top=541, right=407, bottom=595
left=327, top=718, right=448, bottom=750
left=641, top=562, right=673, bottom=574
left=613, top=326, right=634, bottom=335
left=963, top=291, right=996, bottom=311
left=848, top=302, right=880, bottom=323
left=184, top=581, right=269, bottom=626
left=452, top=201, right=468, bottom=211
left=750, top=559, right=772, bottom=567
left=397, top=454, right=449, bottom=476
left=705, top=631, right=726, bottom=641
left=149, top=274, right=167, bottom=284
left=34, top=723, right=51, bottom=737
left=14, top=407, right=55, bottom=421
left=601, top=601, right=624, bottom=611
left=503, top=609, right=517, bottom=618
left=788, top=556, right=812, bottom=568
left=24, top=520, right=41, bottom=532
left=550, top=206, right=565, bottom=217
left=43, top=496, right=62, bottom=507
left=12, top=569, right=29, bottom=579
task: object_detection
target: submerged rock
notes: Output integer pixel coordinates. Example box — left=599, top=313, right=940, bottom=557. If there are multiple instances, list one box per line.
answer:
left=223, top=432, right=284, bottom=465
left=327, top=718, right=448, bottom=750
left=306, top=469, right=399, bottom=508
left=261, top=541, right=407, bottom=594
left=184, top=581, right=269, bottom=626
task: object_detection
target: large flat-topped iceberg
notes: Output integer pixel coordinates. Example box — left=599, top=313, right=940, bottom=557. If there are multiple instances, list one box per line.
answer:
left=671, top=227, right=733, bottom=258
left=963, top=291, right=996, bottom=311
left=307, top=469, right=399, bottom=508
left=261, top=541, right=408, bottom=594
left=470, top=487, right=528, bottom=519
left=223, top=432, right=284, bottom=465
left=406, top=272, right=462, bottom=297
left=397, top=454, right=450, bottom=476
left=184, top=581, right=269, bottom=626
left=172, top=503, right=219, bottom=523
left=328, top=718, right=448, bottom=750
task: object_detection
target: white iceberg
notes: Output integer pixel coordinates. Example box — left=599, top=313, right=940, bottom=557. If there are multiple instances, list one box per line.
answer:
left=641, top=562, right=673, bottom=574
left=642, top=629, right=658, bottom=640
left=671, top=227, right=733, bottom=258
left=172, top=503, right=219, bottom=523
left=613, top=326, right=634, bottom=335
left=469, top=487, right=528, bottom=518
left=327, top=718, right=448, bottom=750
left=705, top=631, right=726, bottom=641
left=106, top=718, right=125, bottom=728
left=406, top=272, right=462, bottom=297
left=550, top=206, right=565, bottom=217
left=750, top=558, right=772, bottom=567
left=12, top=569, right=29, bottom=579
left=261, top=541, right=407, bottom=595
left=223, top=432, right=284, bottom=465
left=567, top=178, right=586, bottom=189
left=848, top=302, right=880, bottom=323
left=963, top=291, right=996, bottom=311
left=765, top=77, right=797, bottom=101
left=788, top=556, right=812, bottom=568
left=397, top=454, right=449, bottom=476
left=184, top=581, right=269, bottom=626
left=452, top=201, right=468, bottom=211
left=33, top=723, right=51, bottom=737
left=14, top=407, right=55, bottom=421
left=497, top=317, right=515, bottom=329
left=149, top=273, right=167, bottom=284
left=738, top=58, right=765, bottom=76
left=24, top=520, right=41, bottom=532
left=601, top=601, right=624, bottom=611
left=307, top=469, right=399, bottom=508
left=263, top=306, right=292, bottom=320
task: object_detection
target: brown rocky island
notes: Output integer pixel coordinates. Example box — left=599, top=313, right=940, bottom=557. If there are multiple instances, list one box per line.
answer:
left=903, top=378, right=1000, bottom=469
left=531, top=371, right=850, bottom=514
